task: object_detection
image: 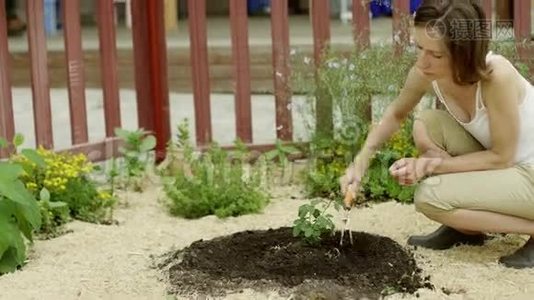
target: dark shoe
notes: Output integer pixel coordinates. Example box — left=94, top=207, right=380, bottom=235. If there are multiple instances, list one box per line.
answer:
left=499, top=238, right=534, bottom=269
left=407, top=225, right=486, bottom=250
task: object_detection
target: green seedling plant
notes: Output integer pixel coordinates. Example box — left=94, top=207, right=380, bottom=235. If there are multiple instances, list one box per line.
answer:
left=114, top=128, right=157, bottom=191
left=36, top=188, right=69, bottom=239
left=107, top=158, right=120, bottom=197
left=263, top=139, right=300, bottom=185
left=156, top=119, right=199, bottom=179
left=176, top=119, right=194, bottom=161
left=232, top=138, right=249, bottom=163
left=0, top=135, right=43, bottom=274
left=293, top=198, right=338, bottom=245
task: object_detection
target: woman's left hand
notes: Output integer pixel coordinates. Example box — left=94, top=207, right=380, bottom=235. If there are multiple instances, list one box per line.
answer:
left=389, top=157, right=441, bottom=186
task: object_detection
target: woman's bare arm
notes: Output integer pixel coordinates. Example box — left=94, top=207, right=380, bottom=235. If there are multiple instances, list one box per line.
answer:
left=355, top=66, right=430, bottom=167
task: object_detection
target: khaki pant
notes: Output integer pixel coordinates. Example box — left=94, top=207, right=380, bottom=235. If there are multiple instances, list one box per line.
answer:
left=413, top=109, right=534, bottom=221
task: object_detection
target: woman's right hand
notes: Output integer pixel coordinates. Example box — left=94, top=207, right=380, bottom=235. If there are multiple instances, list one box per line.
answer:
left=339, top=162, right=366, bottom=209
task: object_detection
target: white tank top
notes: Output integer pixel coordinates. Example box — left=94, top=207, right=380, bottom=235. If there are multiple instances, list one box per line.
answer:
left=431, top=52, right=534, bottom=165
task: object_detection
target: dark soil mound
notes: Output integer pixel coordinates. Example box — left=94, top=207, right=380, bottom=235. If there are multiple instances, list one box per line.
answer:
left=161, top=227, right=432, bottom=299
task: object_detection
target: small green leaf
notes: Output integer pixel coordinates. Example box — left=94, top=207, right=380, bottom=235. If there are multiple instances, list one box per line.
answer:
left=264, top=151, right=278, bottom=161
left=292, top=225, right=301, bottom=237
left=298, top=204, right=310, bottom=218
left=139, top=135, right=157, bottom=152
left=39, top=188, right=50, bottom=202
left=12, top=134, right=24, bottom=147
left=125, top=151, right=139, bottom=159
left=114, top=128, right=130, bottom=140
left=21, top=149, right=46, bottom=168
left=281, top=145, right=300, bottom=155
left=48, top=201, right=68, bottom=209
left=310, top=199, right=322, bottom=206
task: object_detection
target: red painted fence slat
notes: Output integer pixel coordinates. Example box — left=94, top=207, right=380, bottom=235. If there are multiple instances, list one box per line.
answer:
left=352, top=0, right=370, bottom=49
left=230, top=0, right=253, bottom=143
left=392, top=0, right=410, bottom=55
left=481, top=0, right=492, bottom=22
left=131, top=0, right=153, bottom=132
left=310, top=0, right=332, bottom=136
left=62, top=0, right=89, bottom=145
left=310, top=0, right=330, bottom=65
left=188, top=0, right=212, bottom=146
left=514, top=0, right=534, bottom=78
left=146, top=0, right=171, bottom=161
left=96, top=0, right=121, bottom=137
left=26, top=0, right=54, bottom=149
left=514, top=0, right=531, bottom=32
left=0, top=0, right=15, bottom=157
left=270, top=0, right=293, bottom=141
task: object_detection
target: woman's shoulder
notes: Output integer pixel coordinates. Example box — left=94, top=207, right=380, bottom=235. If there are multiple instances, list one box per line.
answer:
left=482, top=53, right=525, bottom=101
left=484, top=53, right=521, bottom=83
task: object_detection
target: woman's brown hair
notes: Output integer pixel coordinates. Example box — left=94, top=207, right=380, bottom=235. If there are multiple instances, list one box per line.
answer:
left=414, top=0, right=491, bottom=85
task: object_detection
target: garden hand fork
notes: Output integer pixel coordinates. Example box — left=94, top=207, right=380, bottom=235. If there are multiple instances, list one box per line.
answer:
left=339, top=185, right=355, bottom=246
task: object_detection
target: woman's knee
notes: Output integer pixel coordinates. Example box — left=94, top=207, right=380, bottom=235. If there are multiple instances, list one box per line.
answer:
left=414, top=180, right=451, bottom=220
left=412, top=119, right=434, bottom=155
left=412, top=110, right=449, bottom=158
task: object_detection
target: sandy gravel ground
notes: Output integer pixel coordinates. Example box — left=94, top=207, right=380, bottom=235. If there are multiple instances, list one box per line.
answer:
left=0, top=184, right=533, bottom=300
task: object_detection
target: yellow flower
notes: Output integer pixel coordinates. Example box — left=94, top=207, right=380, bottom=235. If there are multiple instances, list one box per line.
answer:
left=98, top=191, right=112, bottom=200
left=26, top=182, right=38, bottom=191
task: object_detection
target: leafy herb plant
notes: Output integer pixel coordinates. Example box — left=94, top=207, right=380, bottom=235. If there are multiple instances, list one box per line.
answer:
left=164, top=120, right=270, bottom=218
left=114, top=128, right=157, bottom=191
left=293, top=199, right=337, bottom=245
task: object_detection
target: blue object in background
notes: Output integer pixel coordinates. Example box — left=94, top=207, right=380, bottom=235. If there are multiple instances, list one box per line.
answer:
left=411, top=0, right=422, bottom=13
left=370, top=0, right=423, bottom=18
left=44, top=0, right=58, bottom=36
left=370, top=0, right=392, bottom=18
left=247, top=0, right=270, bottom=14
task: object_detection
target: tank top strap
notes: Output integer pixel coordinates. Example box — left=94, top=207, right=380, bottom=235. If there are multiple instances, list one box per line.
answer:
left=475, top=81, right=485, bottom=110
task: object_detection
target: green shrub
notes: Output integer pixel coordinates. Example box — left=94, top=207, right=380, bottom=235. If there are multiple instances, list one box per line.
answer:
left=51, top=177, right=115, bottom=224
left=164, top=121, right=270, bottom=219
left=12, top=146, right=116, bottom=231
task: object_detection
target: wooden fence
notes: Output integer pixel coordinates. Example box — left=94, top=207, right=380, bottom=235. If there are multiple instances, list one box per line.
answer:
left=0, top=0, right=532, bottom=161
